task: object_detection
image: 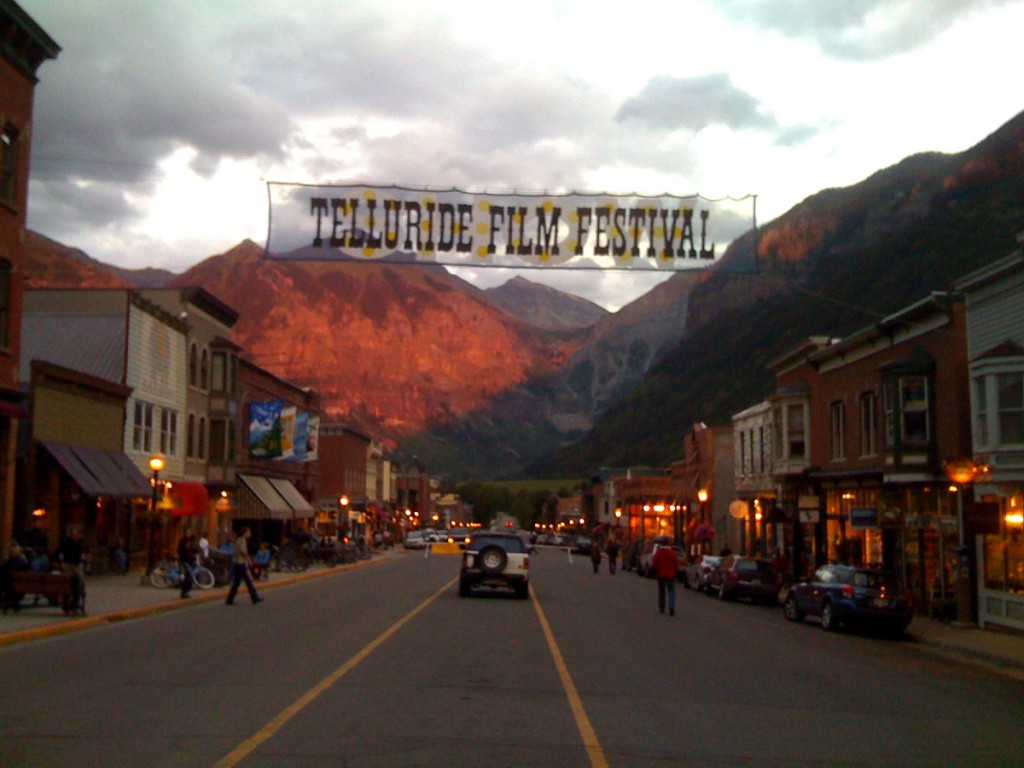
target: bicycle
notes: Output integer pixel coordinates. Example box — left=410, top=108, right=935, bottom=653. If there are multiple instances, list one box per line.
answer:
left=273, top=545, right=310, bottom=573
left=149, top=560, right=215, bottom=590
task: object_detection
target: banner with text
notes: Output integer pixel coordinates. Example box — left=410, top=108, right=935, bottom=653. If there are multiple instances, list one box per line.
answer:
left=266, top=183, right=755, bottom=271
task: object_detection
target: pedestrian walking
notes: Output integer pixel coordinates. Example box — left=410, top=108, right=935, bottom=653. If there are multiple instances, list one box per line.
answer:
left=590, top=540, right=602, bottom=574
left=177, top=530, right=197, bottom=599
left=225, top=527, right=263, bottom=606
left=606, top=538, right=620, bottom=575
left=652, top=544, right=680, bottom=616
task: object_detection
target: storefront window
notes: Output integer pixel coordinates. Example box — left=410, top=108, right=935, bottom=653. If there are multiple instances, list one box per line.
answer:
left=983, top=494, right=1024, bottom=594
left=826, top=489, right=880, bottom=567
left=983, top=536, right=1024, bottom=594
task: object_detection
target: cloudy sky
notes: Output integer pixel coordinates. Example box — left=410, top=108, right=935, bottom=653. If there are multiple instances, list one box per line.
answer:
left=20, top=0, right=1024, bottom=311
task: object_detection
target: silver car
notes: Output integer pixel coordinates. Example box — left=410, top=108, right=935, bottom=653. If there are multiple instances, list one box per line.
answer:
left=683, top=555, right=721, bottom=592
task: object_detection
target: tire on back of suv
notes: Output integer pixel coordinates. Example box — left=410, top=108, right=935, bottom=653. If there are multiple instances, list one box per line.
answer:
left=477, top=545, right=508, bottom=576
left=459, top=532, right=529, bottom=599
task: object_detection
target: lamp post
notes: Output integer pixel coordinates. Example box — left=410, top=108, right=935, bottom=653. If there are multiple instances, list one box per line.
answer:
left=146, top=456, right=165, bottom=577
left=944, top=459, right=978, bottom=627
left=339, top=495, right=350, bottom=539
left=697, top=488, right=709, bottom=556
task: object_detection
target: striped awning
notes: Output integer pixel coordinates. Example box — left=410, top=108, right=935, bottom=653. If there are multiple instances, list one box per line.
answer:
left=267, top=477, right=314, bottom=516
left=237, top=474, right=314, bottom=520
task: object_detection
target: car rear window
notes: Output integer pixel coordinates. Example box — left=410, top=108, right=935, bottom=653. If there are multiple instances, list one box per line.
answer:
left=470, top=535, right=526, bottom=554
left=736, top=559, right=774, bottom=576
left=852, top=570, right=887, bottom=588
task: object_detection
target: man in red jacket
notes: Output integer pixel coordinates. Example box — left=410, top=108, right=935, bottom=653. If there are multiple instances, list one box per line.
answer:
left=652, top=544, right=680, bottom=616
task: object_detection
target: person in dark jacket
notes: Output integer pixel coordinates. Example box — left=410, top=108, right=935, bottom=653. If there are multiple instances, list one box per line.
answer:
left=652, top=545, right=680, bottom=616
left=0, top=543, right=29, bottom=609
left=606, top=538, right=620, bottom=575
left=590, top=539, right=602, bottom=574
left=177, top=530, right=197, bottom=598
left=58, top=526, right=87, bottom=611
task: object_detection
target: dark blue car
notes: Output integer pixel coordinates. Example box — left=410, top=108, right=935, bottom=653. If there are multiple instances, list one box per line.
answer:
left=783, top=564, right=913, bottom=636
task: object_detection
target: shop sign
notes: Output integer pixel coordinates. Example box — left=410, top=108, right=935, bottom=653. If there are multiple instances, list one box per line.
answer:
left=798, top=509, right=819, bottom=524
left=849, top=507, right=879, bottom=530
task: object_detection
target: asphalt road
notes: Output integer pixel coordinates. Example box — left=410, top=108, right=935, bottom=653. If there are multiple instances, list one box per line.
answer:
left=1, top=546, right=1022, bottom=767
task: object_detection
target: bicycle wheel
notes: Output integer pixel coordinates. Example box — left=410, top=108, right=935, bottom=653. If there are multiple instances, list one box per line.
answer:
left=149, top=565, right=170, bottom=588
left=192, top=566, right=215, bottom=590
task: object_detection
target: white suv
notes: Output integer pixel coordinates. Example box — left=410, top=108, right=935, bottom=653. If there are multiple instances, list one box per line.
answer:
left=459, top=532, right=530, bottom=599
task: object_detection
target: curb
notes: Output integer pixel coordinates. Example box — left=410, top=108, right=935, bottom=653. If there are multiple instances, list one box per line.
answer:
left=0, top=554, right=390, bottom=649
left=909, top=635, right=1024, bottom=682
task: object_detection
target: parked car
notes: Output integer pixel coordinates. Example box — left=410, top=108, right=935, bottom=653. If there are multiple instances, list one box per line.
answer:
left=572, top=536, right=593, bottom=556
left=707, top=556, right=781, bottom=604
left=638, top=543, right=686, bottom=581
left=783, top=564, right=914, bottom=636
left=683, top=554, right=721, bottom=592
left=459, top=532, right=530, bottom=599
left=403, top=530, right=428, bottom=549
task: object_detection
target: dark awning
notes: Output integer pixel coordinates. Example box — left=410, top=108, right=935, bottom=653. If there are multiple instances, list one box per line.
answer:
left=238, top=474, right=292, bottom=520
left=40, top=440, right=150, bottom=498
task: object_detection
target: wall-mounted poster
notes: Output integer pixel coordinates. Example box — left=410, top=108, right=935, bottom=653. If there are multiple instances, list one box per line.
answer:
left=249, top=400, right=283, bottom=459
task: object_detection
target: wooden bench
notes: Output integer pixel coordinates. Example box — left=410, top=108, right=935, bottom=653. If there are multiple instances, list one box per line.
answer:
left=3, top=572, right=85, bottom=615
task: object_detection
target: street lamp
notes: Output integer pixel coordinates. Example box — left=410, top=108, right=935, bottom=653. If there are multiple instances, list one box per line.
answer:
left=944, top=459, right=979, bottom=626
left=696, top=488, right=710, bottom=556
left=339, top=495, right=350, bottom=538
left=146, top=456, right=165, bottom=576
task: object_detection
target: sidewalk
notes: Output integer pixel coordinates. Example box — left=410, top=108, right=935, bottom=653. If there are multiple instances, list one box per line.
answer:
left=1, top=550, right=402, bottom=647
left=907, top=616, right=1024, bottom=682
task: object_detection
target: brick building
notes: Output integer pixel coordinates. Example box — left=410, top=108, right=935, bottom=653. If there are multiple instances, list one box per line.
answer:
left=762, top=293, right=971, bottom=613
left=233, top=358, right=319, bottom=546
left=0, top=0, right=58, bottom=552
left=317, top=423, right=369, bottom=538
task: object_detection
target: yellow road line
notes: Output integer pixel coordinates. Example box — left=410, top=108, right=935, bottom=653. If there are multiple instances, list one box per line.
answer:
left=212, top=576, right=457, bottom=768
left=532, top=587, right=611, bottom=768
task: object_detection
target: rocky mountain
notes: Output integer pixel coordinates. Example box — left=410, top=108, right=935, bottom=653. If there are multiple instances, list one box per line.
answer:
left=485, top=276, right=608, bottom=331
left=533, top=109, right=1024, bottom=474
left=167, top=242, right=586, bottom=440
left=108, top=265, right=177, bottom=288
left=402, top=271, right=699, bottom=476
left=23, top=231, right=129, bottom=288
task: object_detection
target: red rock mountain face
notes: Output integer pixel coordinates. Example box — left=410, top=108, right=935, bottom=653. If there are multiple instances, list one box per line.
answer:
left=169, top=242, right=581, bottom=441
left=23, top=231, right=130, bottom=289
